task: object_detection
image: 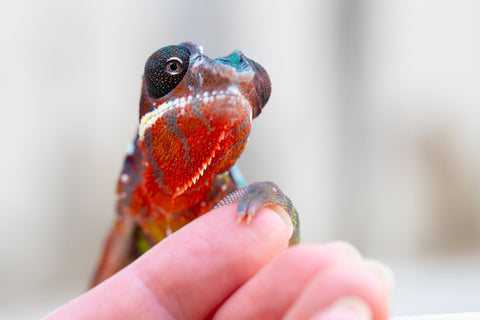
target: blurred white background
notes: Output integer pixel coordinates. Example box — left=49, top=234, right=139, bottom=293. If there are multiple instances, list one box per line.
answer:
left=1, top=0, right=480, bottom=318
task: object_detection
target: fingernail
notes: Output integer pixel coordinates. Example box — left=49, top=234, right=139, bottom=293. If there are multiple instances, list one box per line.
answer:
left=269, top=205, right=294, bottom=238
left=363, top=259, right=395, bottom=293
left=311, top=296, right=372, bottom=320
left=328, top=241, right=363, bottom=263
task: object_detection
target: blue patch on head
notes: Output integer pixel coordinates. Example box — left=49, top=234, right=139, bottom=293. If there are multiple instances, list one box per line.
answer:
left=215, top=51, right=251, bottom=72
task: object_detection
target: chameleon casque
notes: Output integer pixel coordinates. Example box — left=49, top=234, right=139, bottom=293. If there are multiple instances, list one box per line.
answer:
left=92, top=41, right=300, bottom=286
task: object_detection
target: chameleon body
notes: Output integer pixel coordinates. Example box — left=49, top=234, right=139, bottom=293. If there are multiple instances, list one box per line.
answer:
left=92, top=41, right=299, bottom=286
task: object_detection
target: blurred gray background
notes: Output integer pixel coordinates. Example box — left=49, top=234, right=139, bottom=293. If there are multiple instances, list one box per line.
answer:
left=1, top=0, right=480, bottom=318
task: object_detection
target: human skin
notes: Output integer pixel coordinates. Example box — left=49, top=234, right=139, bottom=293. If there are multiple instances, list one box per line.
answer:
left=43, top=205, right=392, bottom=320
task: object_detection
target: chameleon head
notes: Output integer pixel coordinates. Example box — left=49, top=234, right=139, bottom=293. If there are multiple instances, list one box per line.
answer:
left=137, top=42, right=271, bottom=197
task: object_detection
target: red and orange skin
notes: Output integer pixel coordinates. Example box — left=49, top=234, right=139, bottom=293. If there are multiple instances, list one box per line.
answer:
left=92, top=42, right=299, bottom=286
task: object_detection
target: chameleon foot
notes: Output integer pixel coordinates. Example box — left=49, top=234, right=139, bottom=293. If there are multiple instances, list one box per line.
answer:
left=215, top=181, right=300, bottom=245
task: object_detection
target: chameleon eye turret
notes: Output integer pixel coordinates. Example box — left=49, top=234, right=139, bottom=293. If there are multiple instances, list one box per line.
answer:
left=144, top=45, right=191, bottom=98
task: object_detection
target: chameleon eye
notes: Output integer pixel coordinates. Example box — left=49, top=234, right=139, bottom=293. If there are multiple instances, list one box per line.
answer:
left=144, top=45, right=190, bottom=99
left=165, top=57, right=183, bottom=75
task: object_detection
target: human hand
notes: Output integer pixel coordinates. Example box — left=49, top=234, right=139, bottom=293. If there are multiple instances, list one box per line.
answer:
left=43, top=205, right=393, bottom=320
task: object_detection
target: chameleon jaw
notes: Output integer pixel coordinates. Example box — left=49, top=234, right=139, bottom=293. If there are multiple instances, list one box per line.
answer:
left=138, top=86, right=251, bottom=141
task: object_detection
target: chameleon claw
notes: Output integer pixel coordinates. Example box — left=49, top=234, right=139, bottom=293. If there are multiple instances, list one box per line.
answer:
left=215, top=182, right=299, bottom=243
left=236, top=211, right=253, bottom=224
left=236, top=214, right=244, bottom=224
left=237, top=182, right=300, bottom=244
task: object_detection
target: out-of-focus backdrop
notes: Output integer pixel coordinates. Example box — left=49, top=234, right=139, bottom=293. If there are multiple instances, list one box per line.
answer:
left=1, top=0, right=479, bottom=318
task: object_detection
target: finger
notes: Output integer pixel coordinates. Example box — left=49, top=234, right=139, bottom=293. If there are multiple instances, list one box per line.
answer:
left=284, top=261, right=394, bottom=320
left=213, top=242, right=362, bottom=320
left=43, top=205, right=291, bottom=320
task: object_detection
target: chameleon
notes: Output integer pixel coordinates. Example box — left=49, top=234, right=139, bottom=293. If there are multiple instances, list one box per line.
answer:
left=91, top=41, right=300, bottom=286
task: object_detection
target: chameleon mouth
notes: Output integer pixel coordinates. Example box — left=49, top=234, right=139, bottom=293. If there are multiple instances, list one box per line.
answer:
left=138, top=86, right=251, bottom=141
left=173, top=129, right=226, bottom=198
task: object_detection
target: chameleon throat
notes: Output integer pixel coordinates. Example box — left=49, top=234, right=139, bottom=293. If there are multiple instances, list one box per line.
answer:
left=139, top=86, right=252, bottom=198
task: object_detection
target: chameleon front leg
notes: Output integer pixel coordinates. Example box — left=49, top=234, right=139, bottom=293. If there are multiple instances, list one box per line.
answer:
left=215, top=181, right=300, bottom=245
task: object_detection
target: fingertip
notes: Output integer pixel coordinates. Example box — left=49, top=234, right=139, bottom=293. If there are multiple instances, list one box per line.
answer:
left=362, top=259, right=395, bottom=295
left=327, top=241, right=363, bottom=263
left=217, top=204, right=292, bottom=246
left=210, top=204, right=291, bottom=242
left=283, top=262, right=390, bottom=320
left=310, top=296, right=372, bottom=320
left=266, top=205, right=294, bottom=239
